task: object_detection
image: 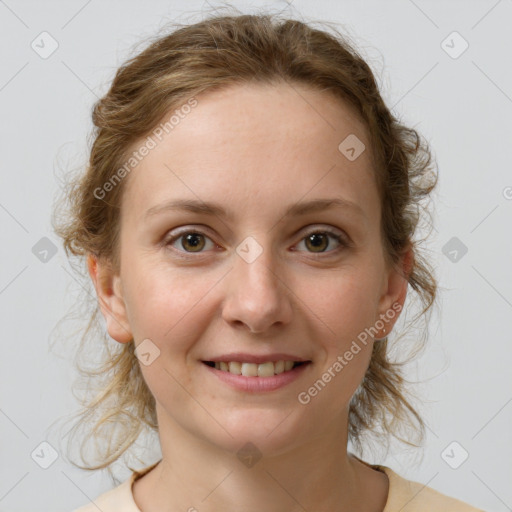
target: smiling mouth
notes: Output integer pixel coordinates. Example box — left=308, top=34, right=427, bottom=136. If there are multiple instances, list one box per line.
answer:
left=202, top=360, right=311, bottom=377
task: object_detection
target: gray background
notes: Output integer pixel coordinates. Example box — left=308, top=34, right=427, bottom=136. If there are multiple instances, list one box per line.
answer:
left=1, top=1, right=511, bottom=511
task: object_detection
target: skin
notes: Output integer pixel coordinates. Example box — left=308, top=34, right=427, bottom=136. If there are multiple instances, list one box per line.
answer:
left=88, top=81, right=412, bottom=512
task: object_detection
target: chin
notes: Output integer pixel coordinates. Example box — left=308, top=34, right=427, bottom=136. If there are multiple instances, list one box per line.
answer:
left=201, top=408, right=310, bottom=458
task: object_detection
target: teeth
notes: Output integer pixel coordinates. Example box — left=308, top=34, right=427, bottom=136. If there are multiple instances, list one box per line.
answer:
left=257, top=362, right=275, bottom=377
left=274, top=360, right=285, bottom=374
left=241, top=362, right=258, bottom=377
left=211, top=360, right=305, bottom=376
left=228, top=361, right=242, bottom=375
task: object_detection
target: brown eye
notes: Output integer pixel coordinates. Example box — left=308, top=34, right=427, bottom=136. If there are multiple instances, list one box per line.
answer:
left=296, top=229, right=347, bottom=254
left=180, top=233, right=206, bottom=252
left=164, top=227, right=348, bottom=259
left=305, top=233, right=329, bottom=252
left=165, top=230, right=214, bottom=254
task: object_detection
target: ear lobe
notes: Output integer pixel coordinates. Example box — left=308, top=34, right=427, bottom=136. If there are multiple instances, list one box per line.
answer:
left=87, top=254, right=133, bottom=344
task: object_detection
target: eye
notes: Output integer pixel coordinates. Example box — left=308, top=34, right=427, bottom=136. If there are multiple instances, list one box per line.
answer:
left=165, top=230, right=216, bottom=255
left=164, top=227, right=349, bottom=258
left=294, top=229, right=348, bottom=254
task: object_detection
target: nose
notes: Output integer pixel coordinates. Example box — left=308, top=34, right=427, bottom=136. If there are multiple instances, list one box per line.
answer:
left=221, top=241, right=293, bottom=334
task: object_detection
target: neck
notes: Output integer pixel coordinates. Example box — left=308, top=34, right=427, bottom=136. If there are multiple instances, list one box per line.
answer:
left=132, top=405, right=388, bottom=512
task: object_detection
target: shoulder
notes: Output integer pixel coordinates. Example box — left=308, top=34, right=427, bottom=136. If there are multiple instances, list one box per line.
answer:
left=70, top=461, right=160, bottom=512
left=379, top=465, right=485, bottom=512
left=70, top=474, right=139, bottom=512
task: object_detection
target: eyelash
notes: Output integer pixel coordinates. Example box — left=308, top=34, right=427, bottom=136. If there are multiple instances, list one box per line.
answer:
left=163, top=227, right=350, bottom=259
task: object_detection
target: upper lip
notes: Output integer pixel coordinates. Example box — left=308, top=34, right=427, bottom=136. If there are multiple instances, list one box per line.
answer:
left=203, top=353, right=311, bottom=364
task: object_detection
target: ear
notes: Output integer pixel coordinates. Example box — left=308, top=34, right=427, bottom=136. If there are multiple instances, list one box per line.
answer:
left=374, top=245, right=414, bottom=338
left=87, top=254, right=133, bottom=344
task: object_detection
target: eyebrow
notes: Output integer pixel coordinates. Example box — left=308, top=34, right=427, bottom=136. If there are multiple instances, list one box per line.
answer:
left=144, top=197, right=366, bottom=221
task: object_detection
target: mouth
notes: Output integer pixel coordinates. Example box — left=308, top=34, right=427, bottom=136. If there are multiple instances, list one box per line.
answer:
left=202, top=360, right=311, bottom=377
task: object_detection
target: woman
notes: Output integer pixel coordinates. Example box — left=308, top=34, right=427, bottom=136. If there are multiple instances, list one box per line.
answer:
left=54, top=11, right=483, bottom=512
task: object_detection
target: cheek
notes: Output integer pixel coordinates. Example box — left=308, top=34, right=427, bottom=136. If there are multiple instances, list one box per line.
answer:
left=123, top=262, right=215, bottom=349
left=126, top=270, right=207, bottom=399
left=304, top=269, right=380, bottom=340
left=305, top=282, right=376, bottom=401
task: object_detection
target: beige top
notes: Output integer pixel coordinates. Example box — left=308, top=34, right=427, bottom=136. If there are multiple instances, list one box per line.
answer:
left=72, top=459, right=485, bottom=512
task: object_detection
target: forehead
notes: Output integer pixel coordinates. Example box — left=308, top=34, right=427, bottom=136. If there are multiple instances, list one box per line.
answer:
left=121, top=81, right=378, bottom=223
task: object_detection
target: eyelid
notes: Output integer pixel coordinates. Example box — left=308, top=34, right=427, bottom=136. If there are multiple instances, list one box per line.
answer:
left=163, top=226, right=218, bottom=255
left=293, top=227, right=350, bottom=253
left=163, top=224, right=351, bottom=257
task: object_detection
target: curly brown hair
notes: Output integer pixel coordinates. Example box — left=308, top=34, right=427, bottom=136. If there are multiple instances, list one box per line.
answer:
left=51, top=8, right=438, bottom=482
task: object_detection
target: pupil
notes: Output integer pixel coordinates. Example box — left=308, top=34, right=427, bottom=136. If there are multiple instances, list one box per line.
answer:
left=183, top=233, right=204, bottom=251
left=307, top=233, right=327, bottom=252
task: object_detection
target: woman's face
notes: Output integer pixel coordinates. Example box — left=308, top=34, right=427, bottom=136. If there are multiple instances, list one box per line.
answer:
left=90, top=82, right=408, bottom=454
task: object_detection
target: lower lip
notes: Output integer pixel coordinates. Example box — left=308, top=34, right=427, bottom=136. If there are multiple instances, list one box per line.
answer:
left=202, top=362, right=311, bottom=392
